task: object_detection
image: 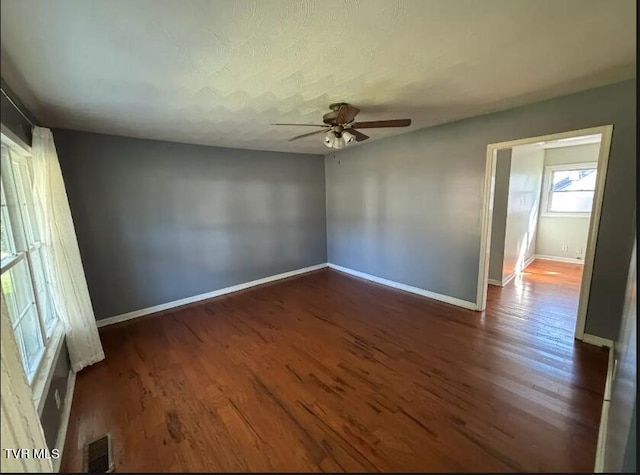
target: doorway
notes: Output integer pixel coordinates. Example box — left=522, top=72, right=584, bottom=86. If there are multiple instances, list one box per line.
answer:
left=476, top=125, right=613, bottom=341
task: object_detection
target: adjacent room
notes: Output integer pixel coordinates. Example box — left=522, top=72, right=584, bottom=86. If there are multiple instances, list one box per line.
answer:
left=0, top=0, right=636, bottom=473
left=486, top=132, right=605, bottom=338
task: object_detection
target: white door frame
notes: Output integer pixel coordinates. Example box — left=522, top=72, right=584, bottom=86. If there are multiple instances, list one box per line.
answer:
left=476, top=124, right=614, bottom=340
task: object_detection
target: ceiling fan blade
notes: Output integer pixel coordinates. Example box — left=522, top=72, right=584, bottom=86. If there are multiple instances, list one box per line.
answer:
left=336, top=104, right=360, bottom=124
left=344, top=128, right=369, bottom=142
left=322, top=110, right=338, bottom=124
left=289, top=128, right=330, bottom=142
left=272, top=123, right=328, bottom=127
left=351, top=119, right=411, bottom=129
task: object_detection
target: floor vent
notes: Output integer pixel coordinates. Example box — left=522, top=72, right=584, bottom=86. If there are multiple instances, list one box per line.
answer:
left=84, top=433, right=114, bottom=473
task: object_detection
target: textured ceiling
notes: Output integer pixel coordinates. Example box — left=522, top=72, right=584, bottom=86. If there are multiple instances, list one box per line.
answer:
left=0, top=0, right=636, bottom=154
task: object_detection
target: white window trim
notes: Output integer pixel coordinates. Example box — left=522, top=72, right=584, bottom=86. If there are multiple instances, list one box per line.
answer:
left=1, top=133, right=62, bottom=397
left=540, top=162, right=598, bottom=218
left=1, top=179, right=17, bottom=259
left=32, top=322, right=65, bottom=415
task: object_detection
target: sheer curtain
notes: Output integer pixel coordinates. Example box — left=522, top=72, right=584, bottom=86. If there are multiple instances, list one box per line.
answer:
left=31, top=127, right=104, bottom=372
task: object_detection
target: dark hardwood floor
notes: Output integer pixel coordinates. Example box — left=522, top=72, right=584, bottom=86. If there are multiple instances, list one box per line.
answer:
left=61, top=259, right=607, bottom=472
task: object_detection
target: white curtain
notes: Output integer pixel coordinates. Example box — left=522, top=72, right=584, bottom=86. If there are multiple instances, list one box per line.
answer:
left=32, top=127, right=105, bottom=372
left=1, top=298, right=52, bottom=473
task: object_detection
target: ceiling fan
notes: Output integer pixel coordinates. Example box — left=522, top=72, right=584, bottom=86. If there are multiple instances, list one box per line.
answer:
left=272, top=103, right=411, bottom=149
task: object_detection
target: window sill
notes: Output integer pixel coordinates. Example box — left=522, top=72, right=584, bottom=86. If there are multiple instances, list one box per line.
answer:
left=541, top=213, right=592, bottom=218
left=32, top=322, right=65, bottom=416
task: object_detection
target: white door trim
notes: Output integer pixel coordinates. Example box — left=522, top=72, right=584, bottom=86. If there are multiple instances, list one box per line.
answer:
left=476, top=125, right=614, bottom=341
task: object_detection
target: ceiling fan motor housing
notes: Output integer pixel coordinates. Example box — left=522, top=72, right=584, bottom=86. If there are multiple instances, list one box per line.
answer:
left=328, top=102, right=349, bottom=111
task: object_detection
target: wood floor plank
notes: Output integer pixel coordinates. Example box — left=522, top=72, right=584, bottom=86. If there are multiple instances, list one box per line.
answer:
left=61, top=259, right=608, bottom=472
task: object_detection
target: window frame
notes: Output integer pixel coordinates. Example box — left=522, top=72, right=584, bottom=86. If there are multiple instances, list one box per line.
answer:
left=540, top=162, right=598, bottom=218
left=1, top=179, right=18, bottom=261
left=1, top=141, right=58, bottom=384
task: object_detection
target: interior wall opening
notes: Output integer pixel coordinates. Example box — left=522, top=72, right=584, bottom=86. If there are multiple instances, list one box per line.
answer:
left=477, top=126, right=613, bottom=342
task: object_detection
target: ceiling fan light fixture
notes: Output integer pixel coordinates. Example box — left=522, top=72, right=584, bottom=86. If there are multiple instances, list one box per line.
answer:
left=275, top=103, right=410, bottom=147
left=342, top=130, right=355, bottom=144
left=333, top=135, right=346, bottom=149
left=323, top=131, right=335, bottom=148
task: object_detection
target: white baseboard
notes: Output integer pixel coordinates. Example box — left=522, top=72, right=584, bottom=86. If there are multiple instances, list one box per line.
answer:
left=97, top=263, right=328, bottom=328
left=535, top=254, right=585, bottom=264
left=603, top=341, right=615, bottom=402
left=327, top=263, right=478, bottom=311
left=595, top=400, right=610, bottom=472
left=594, top=341, right=616, bottom=472
left=501, top=272, right=516, bottom=287
left=489, top=272, right=516, bottom=288
left=53, top=370, right=76, bottom=472
left=487, top=256, right=534, bottom=288
left=520, top=255, right=536, bottom=272
left=582, top=333, right=614, bottom=349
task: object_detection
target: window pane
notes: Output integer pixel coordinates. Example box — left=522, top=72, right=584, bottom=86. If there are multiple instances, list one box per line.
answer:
left=13, top=162, right=39, bottom=245
left=38, top=288, right=57, bottom=333
left=551, top=168, right=597, bottom=192
left=30, top=247, right=46, bottom=294
left=550, top=190, right=595, bottom=213
left=7, top=258, right=34, bottom=315
left=1, top=183, right=16, bottom=260
left=0, top=212, right=13, bottom=259
left=2, top=258, right=35, bottom=322
left=24, top=189, right=39, bottom=245
left=13, top=323, right=28, bottom=370
left=1, top=144, right=50, bottom=382
left=1, top=271, right=19, bottom=324
left=19, top=304, right=44, bottom=375
left=1, top=147, right=27, bottom=252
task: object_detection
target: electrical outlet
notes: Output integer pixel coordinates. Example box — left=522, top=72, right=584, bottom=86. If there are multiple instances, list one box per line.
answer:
left=561, top=244, right=568, bottom=252
left=54, top=389, right=61, bottom=410
left=577, top=248, right=583, bottom=255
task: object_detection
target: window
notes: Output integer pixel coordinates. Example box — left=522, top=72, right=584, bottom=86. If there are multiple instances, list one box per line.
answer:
left=1, top=143, right=57, bottom=382
left=542, top=163, right=597, bottom=215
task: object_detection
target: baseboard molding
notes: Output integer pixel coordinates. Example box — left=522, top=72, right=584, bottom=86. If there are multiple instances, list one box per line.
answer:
left=520, top=255, right=536, bottom=272
left=535, top=254, right=585, bottom=264
left=582, top=333, right=614, bottom=349
left=594, top=341, right=616, bottom=472
left=488, top=256, right=535, bottom=288
left=53, top=370, right=76, bottom=472
left=603, top=341, right=615, bottom=402
left=327, top=263, right=478, bottom=311
left=487, top=273, right=515, bottom=287
left=595, top=400, right=610, bottom=472
left=501, top=272, right=516, bottom=287
left=97, top=263, right=328, bottom=328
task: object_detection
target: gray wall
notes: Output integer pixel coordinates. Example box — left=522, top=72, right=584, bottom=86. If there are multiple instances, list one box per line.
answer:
left=502, top=144, right=544, bottom=280
left=54, top=129, right=327, bottom=320
left=325, top=79, right=636, bottom=339
left=536, top=143, right=600, bottom=260
left=39, top=340, right=71, bottom=450
left=488, top=150, right=511, bottom=283
left=545, top=142, right=601, bottom=167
